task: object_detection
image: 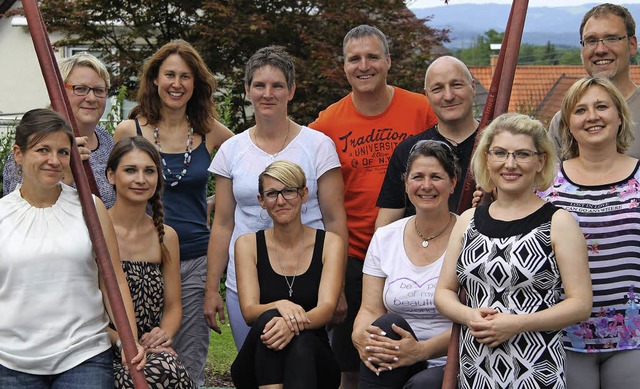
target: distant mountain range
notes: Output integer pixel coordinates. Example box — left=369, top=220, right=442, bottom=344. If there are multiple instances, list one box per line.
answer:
left=412, top=3, right=640, bottom=49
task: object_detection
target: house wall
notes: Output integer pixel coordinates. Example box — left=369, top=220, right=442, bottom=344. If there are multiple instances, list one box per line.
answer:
left=0, top=1, right=65, bottom=117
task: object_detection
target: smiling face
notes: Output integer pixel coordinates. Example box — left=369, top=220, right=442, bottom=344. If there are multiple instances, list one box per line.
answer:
left=425, top=57, right=476, bottom=126
left=343, top=35, right=391, bottom=95
left=581, top=13, right=638, bottom=82
left=108, top=149, right=159, bottom=203
left=569, top=84, right=622, bottom=151
left=487, top=131, right=545, bottom=195
left=258, top=176, right=308, bottom=224
left=153, top=53, right=195, bottom=111
left=405, top=155, right=456, bottom=213
left=246, top=65, right=295, bottom=119
left=65, top=66, right=108, bottom=131
left=14, top=131, right=71, bottom=192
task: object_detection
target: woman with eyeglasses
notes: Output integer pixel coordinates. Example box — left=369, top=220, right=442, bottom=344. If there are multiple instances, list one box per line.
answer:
left=3, top=53, right=116, bottom=208
left=352, top=140, right=456, bottom=388
left=230, top=160, right=344, bottom=389
left=206, top=46, right=348, bottom=350
left=435, top=113, right=592, bottom=389
left=538, top=77, right=640, bottom=388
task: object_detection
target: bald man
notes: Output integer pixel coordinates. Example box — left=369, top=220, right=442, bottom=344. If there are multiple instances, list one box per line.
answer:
left=375, top=56, right=479, bottom=227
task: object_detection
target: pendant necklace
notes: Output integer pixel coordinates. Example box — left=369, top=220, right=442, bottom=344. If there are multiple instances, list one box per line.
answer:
left=153, top=125, right=194, bottom=187
left=253, top=120, right=291, bottom=159
left=414, top=213, right=453, bottom=248
left=272, top=229, right=304, bottom=298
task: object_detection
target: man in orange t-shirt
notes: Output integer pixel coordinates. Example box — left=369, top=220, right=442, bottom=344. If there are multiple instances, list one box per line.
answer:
left=309, top=24, right=437, bottom=388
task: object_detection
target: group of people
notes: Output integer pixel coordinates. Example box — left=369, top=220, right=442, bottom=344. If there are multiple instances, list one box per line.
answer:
left=1, top=2, right=640, bottom=389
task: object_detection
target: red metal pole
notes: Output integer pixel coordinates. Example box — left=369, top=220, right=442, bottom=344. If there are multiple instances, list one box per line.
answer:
left=444, top=2, right=529, bottom=388
left=21, top=1, right=148, bottom=387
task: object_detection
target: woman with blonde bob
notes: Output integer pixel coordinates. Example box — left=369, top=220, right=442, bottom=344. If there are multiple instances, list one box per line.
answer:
left=231, top=160, right=344, bottom=389
left=436, top=113, right=592, bottom=388
left=538, top=77, right=640, bottom=388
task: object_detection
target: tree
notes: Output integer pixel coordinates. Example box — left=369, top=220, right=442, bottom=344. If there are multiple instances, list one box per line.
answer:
left=455, top=29, right=503, bottom=66
left=37, top=0, right=448, bottom=131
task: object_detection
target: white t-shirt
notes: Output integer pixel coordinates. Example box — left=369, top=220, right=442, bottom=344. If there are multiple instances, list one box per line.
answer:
left=0, top=184, right=110, bottom=374
left=209, top=126, right=341, bottom=292
left=363, top=216, right=452, bottom=367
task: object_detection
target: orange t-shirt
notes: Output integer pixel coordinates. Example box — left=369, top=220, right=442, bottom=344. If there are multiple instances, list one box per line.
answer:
left=310, top=86, right=437, bottom=260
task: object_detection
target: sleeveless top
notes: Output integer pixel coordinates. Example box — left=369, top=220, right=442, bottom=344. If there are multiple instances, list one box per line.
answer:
left=457, top=202, right=566, bottom=389
left=539, top=161, right=640, bottom=353
left=256, top=229, right=327, bottom=339
left=135, top=118, right=210, bottom=260
left=0, top=184, right=110, bottom=374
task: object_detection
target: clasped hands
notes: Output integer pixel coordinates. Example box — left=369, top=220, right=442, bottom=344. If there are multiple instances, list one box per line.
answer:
left=467, top=307, right=522, bottom=348
left=354, top=323, right=422, bottom=375
left=260, top=300, right=311, bottom=350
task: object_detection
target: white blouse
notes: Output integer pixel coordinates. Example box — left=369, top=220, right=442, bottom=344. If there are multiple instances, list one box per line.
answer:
left=0, top=184, right=110, bottom=374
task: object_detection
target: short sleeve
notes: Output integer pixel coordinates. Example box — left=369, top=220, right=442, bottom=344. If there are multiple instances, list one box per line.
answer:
left=208, top=137, right=234, bottom=178
left=363, top=230, right=385, bottom=278
left=309, top=128, right=341, bottom=178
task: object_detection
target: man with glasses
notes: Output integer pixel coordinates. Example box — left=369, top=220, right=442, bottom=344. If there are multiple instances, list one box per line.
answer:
left=375, top=56, right=478, bottom=228
left=549, top=3, right=640, bottom=157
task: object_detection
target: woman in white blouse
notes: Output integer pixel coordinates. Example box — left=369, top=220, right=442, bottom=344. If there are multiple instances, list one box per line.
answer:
left=0, top=109, right=143, bottom=388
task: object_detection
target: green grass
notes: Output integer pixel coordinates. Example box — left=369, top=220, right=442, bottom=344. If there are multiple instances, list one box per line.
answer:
left=206, top=313, right=237, bottom=374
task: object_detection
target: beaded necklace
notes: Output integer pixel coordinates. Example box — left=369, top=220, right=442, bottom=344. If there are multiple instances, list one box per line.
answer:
left=153, top=125, right=194, bottom=187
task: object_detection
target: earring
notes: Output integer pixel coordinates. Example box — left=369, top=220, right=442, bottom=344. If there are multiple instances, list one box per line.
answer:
left=302, top=204, right=308, bottom=214
left=260, top=208, right=268, bottom=221
left=15, top=163, right=22, bottom=176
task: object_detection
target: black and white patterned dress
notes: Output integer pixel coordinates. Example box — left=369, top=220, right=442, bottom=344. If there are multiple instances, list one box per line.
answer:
left=114, top=261, right=195, bottom=388
left=457, top=203, right=566, bottom=389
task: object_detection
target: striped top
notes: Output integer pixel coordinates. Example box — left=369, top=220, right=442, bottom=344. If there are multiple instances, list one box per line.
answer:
left=539, top=161, right=640, bottom=353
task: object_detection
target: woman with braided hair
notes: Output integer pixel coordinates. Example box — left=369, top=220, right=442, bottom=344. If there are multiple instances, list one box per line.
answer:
left=106, top=136, right=195, bottom=388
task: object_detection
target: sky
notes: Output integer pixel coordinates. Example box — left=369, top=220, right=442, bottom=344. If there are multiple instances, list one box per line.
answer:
left=408, top=0, right=640, bottom=8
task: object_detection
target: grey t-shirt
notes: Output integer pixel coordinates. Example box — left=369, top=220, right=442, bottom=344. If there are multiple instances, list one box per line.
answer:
left=549, top=86, right=640, bottom=159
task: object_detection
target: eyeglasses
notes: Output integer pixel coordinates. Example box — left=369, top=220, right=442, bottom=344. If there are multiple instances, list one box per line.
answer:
left=65, top=84, right=108, bottom=98
left=262, top=187, right=302, bottom=204
left=580, top=35, right=629, bottom=49
left=486, top=148, right=543, bottom=163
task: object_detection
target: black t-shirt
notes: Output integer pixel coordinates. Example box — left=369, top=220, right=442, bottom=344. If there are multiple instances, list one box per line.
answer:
left=376, top=125, right=476, bottom=215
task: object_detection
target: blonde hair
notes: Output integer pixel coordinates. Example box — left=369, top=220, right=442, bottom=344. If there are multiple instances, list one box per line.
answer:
left=258, top=160, right=307, bottom=194
left=472, top=113, right=558, bottom=192
left=59, top=52, right=110, bottom=89
left=559, top=76, right=633, bottom=159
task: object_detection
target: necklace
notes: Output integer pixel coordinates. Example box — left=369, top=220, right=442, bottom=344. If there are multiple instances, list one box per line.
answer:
left=271, top=229, right=304, bottom=298
left=414, top=213, right=453, bottom=248
left=253, top=120, right=291, bottom=159
left=153, top=125, right=194, bottom=187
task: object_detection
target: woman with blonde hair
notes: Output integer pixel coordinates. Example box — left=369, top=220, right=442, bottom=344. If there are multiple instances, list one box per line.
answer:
left=231, top=160, right=344, bottom=388
left=3, top=52, right=116, bottom=207
left=436, top=113, right=592, bottom=388
left=539, top=76, right=640, bottom=388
